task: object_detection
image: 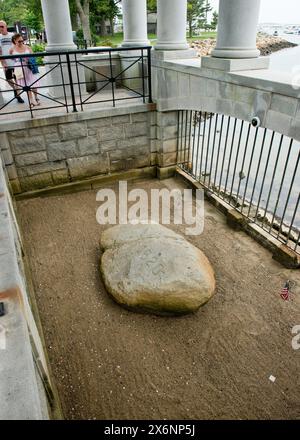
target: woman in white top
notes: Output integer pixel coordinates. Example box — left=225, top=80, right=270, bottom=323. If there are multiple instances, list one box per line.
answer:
left=9, top=33, right=41, bottom=108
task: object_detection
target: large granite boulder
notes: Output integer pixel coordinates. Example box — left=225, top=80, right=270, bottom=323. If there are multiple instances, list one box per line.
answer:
left=100, top=224, right=215, bottom=316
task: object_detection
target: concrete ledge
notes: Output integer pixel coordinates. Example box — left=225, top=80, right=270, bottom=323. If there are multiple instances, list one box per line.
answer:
left=0, top=159, right=55, bottom=419
left=152, top=49, right=197, bottom=61
left=0, top=103, right=157, bottom=133
left=272, top=244, right=300, bottom=269
left=157, top=165, right=177, bottom=180
left=201, top=56, right=270, bottom=72
left=15, top=166, right=157, bottom=200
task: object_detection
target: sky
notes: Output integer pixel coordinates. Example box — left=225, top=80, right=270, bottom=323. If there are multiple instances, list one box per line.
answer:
left=209, top=0, right=300, bottom=24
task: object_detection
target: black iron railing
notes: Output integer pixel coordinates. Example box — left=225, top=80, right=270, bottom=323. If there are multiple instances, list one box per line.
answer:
left=0, top=46, right=152, bottom=118
left=177, top=110, right=300, bottom=254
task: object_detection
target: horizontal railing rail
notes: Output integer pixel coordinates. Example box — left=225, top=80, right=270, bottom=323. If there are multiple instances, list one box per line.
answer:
left=177, top=110, right=300, bottom=255
left=0, top=45, right=152, bottom=118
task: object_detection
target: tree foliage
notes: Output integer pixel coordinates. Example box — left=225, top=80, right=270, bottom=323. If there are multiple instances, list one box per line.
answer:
left=210, top=10, right=218, bottom=31
left=187, top=0, right=212, bottom=37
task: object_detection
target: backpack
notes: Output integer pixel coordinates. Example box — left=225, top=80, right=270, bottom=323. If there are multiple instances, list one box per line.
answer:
left=28, top=56, right=39, bottom=74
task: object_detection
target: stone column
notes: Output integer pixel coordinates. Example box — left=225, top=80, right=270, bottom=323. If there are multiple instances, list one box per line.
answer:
left=121, top=0, right=150, bottom=47
left=41, top=0, right=76, bottom=51
left=155, top=0, right=189, bottom=51
left=41, top=0, right=85, bottom=99
left=212, top=0, right=260, bottom=59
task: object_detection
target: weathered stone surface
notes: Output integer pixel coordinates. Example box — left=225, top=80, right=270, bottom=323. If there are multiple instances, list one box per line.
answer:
left=125, top=122, right=148, bottom=137
left=98, top=126, right=124, bottom=142
left=78, top=137, right=99, bottom=156
left=47, top=140, right=78, bottom=161
left=131, top=113, right=148, bottom=123
left=58, top=122, right=87, bottom=140
left=14, top=151, right=48, bottom=167
left=100, top=224, right=215, bottom=315
left=87, top=117, right=112, bottom=129
left=67, top=153, right=108, bottom=179
left=10, top=136, right=45, bottom=154
left=20, top=173, right=53, bottom=191
left=117, top=136, right=148, bottom=149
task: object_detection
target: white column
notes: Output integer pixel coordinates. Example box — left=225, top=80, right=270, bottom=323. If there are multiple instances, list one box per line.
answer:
left=155, top=0, right=189, bottom=50
left=212, top=0, right=261, bottom=59
left=121, top=0, right=150, bottom=47
left=41, top=0, right=76, bottom=51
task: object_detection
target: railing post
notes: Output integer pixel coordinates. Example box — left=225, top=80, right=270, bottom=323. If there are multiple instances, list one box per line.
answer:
left=66, top=52, right=77, bottom=113
left=147, top=47, right=153, bottom=104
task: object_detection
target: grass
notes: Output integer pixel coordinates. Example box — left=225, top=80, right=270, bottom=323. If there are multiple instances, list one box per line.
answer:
left=95, top=32, right=217, bottom=47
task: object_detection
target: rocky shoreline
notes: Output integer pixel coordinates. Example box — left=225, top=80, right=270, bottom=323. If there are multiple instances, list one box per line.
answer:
left=190, top=33, right=297, bottom=57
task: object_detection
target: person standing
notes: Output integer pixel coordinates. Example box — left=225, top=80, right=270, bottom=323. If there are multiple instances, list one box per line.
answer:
left=9, top=34, right=41, bottom=107
left=0, top=20, right=24, bottom=103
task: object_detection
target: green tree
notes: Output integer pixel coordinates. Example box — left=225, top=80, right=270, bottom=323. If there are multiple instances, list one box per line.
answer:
left=0, top=0, right=28, bottom=25
left=210, top=10, right=218, bottom=31
left=71, top=0, right=121, bottom=42
left=147, top=0, right=157, bottom=13
left=187, top=0, right=212, bottom=37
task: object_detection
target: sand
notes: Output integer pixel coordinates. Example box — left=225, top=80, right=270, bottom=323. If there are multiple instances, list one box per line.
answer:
left=17, top=177, right=300, bottom=420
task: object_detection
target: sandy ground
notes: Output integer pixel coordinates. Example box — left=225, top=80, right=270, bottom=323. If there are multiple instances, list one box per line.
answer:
left=17, top=176, right=300, bottom=420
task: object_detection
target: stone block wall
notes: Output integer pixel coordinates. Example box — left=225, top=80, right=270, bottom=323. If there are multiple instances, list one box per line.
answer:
left=152, top=56, right=300, bottom=144
left=0, top=158, right=51, bottom=419
left=0, top=105, right=156, bottom=194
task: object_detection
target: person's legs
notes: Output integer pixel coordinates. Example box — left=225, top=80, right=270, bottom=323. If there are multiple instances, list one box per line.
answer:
left=32, top=88, right=40, bottom=105
left=5, top=68, right=24, bottom=103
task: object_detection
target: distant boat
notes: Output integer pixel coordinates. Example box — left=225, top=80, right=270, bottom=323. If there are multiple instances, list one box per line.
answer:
left=273, top=30, right=279, bottom=36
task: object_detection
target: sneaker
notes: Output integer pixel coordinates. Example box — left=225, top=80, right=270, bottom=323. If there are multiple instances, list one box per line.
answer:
left=17, top=96, right=24, bottom=104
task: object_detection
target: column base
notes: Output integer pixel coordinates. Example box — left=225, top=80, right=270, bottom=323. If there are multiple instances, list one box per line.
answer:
left=154, top=42, right=189, bottom=51
left=211, top=48, right=261, bottom=59
left=45, top=43, right=77, bottom=52
left=152, top=49, right=197, bottom=61
left=201, top=56, right=270, bottom=72
left=121, top=40, right=150, bottom=48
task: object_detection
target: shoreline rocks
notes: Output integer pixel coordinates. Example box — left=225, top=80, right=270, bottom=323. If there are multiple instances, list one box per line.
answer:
left=190, top=33, right=297, bottom=57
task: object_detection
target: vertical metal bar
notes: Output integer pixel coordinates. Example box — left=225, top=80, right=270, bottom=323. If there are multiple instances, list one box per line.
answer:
left=213, top=114, right=224, bottom=189
left=141, top=49, right=145, bottom=104
left=176, top=111, right=180, bottom=165
left=187, top=110, right=193, bottom=172
left=58, top=54, right=69, bottom=113
left=218, top=116, right=231, bottom=198
left=254, top=131, right=275, bottom=222
left=199, top=112, right=207, bottom=181
left=109, top=50, right=115, bottom=107
left=179, top=110, right=184, bottom=164
left=241, top=126, right=259, bottom=215
left=261, top=134, right=284, bottom=228
left=147, top=47, right=153, bottom=103
left=191, top=111, right=197, bottom=176
left=277, top=150, right=300, bottom=239
left=295, top=228, right=300, bottom=252
left=285, top=193, right=300, bottom=246
left=236, top=123, right=251, bottom=209
left=74, top=52, right=83, bottom=111
left=66, top=52, right=77, bottom=113
left=203, top=113, right=213, bottom=186
left=195, top=112, right=202, bottom=180
left=224, top=117, right=238, bottom=199
left=229, top=120, right=244, bottom=202
left=246, top=128, right=268, bottom=218
left=268, top=138, right=293, bottom=233
left=184, top=111, right=189, bottom=169
left=208, top=114, right=219, bottom=189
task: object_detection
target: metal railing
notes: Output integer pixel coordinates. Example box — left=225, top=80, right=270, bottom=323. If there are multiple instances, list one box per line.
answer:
left=177, top=110, right=300, bottom=254
left=0, top=46, right=152, bottom=118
